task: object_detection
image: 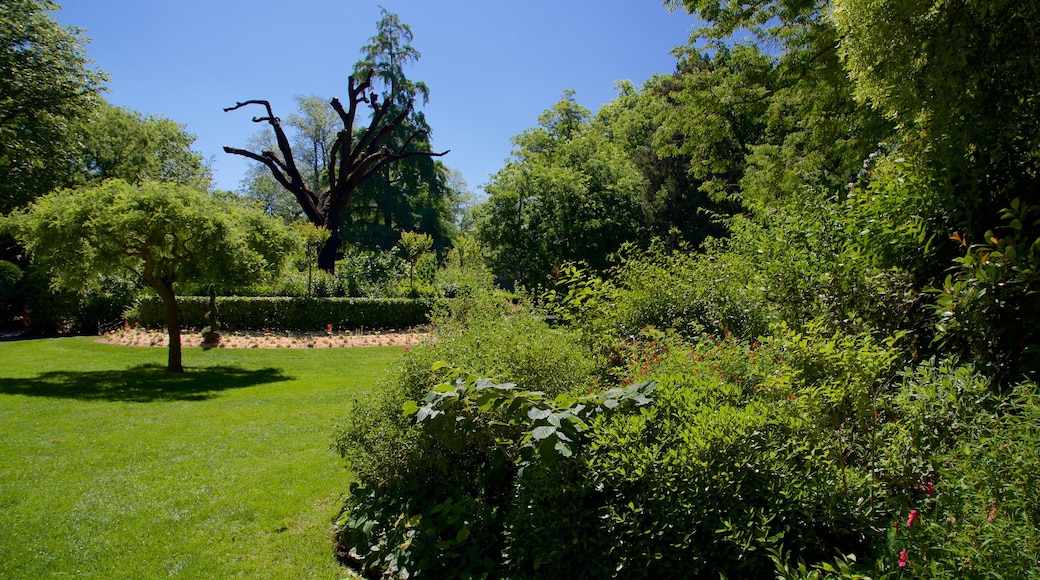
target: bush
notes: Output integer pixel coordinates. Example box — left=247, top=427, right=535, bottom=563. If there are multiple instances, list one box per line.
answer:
left=0, top=260, right=21, bottom=320
left=333, top=311, right=917, bottom=578
left=12, top=267, right=135, bottom=334
left=863, top=362, right=1040, bottom=577
left=129, top=295, right=437, bottom=331
left=534, top=326, right=906, bottom=578
left=332, top=295, right=604, bottom=577
left=892, top=384, right=1040, bottom=577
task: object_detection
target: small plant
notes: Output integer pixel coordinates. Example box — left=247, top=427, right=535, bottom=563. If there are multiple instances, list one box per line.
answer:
left=201, top=286, right=221, bottom=348
left=400, top=231, right=434, bottom=298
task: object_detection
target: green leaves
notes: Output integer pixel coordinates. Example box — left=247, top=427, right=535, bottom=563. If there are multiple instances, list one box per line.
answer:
left=405, top=362, right=656, bottom=467
left=1, top=0, right=108, bottom=212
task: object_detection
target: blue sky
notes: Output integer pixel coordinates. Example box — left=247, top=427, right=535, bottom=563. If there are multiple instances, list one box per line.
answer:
left=53, top=1, right=700, bottom=195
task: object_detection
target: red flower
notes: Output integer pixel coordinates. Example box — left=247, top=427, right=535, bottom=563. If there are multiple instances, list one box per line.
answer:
left=898, top=549, right=909, bottom=568
left=907, top=509, right=918, bottom=527
left=926, top=481, right=935, bottom=497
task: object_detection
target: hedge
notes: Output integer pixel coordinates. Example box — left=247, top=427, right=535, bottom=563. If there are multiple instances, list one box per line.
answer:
left=129, top=296, right=439, bottom=331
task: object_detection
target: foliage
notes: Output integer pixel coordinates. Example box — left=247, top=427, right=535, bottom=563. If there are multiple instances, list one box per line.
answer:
left=476, top=90, right=649, bottom=288
left=932, top=199, right=1040, bottom=383
left=834, top=0, right=1040, bottom=240
left=8, top=180, right=292, bottom=292
left=332, top=300, right=591, bottom=577
left=433, top=235, right=495, bottom=298
left=7, top=180, right=293, bottom=369
left=0, top=259, right=20, bottom=319
left=130, top=295, right=436, bottom=332
left=0, top=0, right=107, bottom=214
left=335, top=357, right=653, bottom=578
left=885, top=383, right=1040, bottom=577
left=75, top=101, right=212, bottom=189
left=399, top=231, right=433, bottom=296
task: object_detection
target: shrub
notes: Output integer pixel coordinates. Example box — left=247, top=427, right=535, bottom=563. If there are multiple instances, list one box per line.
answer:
left=891, top=383, right=1040, bottom=577
left=0, top=260, right=21, bottom=319
left=544, top=326, right=908, bottom=578
left=933, top=198, right=1040, bottom=384
left=334, top=312, right=916, bottom=578
left=333, top=295, right=605, bottom=578
left=12, top=267, right=135, bottom=334
left=862, top=361, right=1040, bottom=577
left=129, top=295, right=436, bottom=331
left=335, top=364, right=655, bottom=579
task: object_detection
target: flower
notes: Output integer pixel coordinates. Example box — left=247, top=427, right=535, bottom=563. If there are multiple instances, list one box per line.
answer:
left=988, top=505, right=997, bottom=522
left=898, top=549, right=909, bottom=568
left=907, top=509, right=919, bottom=527
left=927, top=481, right=935, bottom=497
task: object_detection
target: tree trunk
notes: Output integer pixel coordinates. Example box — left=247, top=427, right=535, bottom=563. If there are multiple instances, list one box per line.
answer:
left=156, top=284, right=183, bottom=372
left=317, top=230, right=343, bottom=273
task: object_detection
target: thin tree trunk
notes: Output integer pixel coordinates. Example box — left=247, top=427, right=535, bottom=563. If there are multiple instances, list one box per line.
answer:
left=141, top=255, right=183, bottom=372
left=156, top=284, right=183, bottom=372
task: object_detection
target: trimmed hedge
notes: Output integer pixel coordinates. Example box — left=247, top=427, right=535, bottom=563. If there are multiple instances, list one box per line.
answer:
left=129, top=296, right=438, bottom=331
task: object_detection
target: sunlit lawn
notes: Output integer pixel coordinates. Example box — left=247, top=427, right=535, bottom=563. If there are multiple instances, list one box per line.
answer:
left=0, top=337, right=403, bottom=578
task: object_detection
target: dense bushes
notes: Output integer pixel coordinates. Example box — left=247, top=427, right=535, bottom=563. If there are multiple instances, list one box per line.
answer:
left=130, top=295, right=437, bottom=331
left=333, top=269, right=1040, bottom=578
left=333, top=295, right=604, bottom=577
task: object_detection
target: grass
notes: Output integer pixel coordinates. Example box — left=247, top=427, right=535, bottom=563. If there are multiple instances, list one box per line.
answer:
left=0, top=337, right=404, bottom=578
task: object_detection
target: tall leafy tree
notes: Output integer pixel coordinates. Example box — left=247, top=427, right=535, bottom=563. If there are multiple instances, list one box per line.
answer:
left=665, top=0, right=894, bottom=212
left=347, top=8, right=455, bottom=252
left=223, top=8, right=448, bottom=272
left=6, top=180, right=293, bottom=372
left=0, top=0, right=106, bottom=214
left=76, top=102, right=212, bottom=189
left=477, top=91, right=648, bottom=288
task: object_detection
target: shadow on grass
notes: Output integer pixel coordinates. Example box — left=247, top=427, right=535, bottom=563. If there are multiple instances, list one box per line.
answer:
left=0, top=365, right=292, bottom=402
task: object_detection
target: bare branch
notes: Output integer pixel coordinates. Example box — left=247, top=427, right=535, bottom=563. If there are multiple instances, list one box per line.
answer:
left=223, top=146, right=323, bottom=225
left=223, top=100, right=307, bottom=192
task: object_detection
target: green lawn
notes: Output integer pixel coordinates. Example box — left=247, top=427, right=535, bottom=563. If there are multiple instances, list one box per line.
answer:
left=0, top=337, right=402, bottom=579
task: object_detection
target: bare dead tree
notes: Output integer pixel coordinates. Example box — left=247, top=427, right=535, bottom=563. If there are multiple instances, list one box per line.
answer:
left=223, top=72, right=448, bottom=272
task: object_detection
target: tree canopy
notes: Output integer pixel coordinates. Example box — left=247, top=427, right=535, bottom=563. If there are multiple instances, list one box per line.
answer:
left=477, top=90, right=648, bottom=288
left=76, top=101, right=212, bottom=189
left=7, top=180, right=294, bottom=371
left=0, top=0, right=106, bottom=214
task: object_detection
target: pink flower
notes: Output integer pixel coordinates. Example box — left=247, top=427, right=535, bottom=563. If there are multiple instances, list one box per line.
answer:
left=898, top=549, right=909, bottom=568
left=988, top=505, right=997, bottom=522
left=907, top=509, right=918, bottom=527
left=927, top=481, right=935, bottom=497
left=326, top=323, right=333, bottom=332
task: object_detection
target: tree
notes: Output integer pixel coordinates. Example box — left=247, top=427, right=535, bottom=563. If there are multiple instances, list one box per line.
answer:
left=0, top=0, right=106, bottom=215
left=76, top=102, right=212, bottom=189
left=238, top=96, right=338, bottom=223
left=477, top=91, right=648, bottom=288
left=665, top=0, right=894, bottom=213
left=6, top=180, right=293, bottom=372
left=834, top=0, right=1040, bottom=238
left=399, top=230, right=432, bottom=296
left=223, top=9, right=448, bottom=273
